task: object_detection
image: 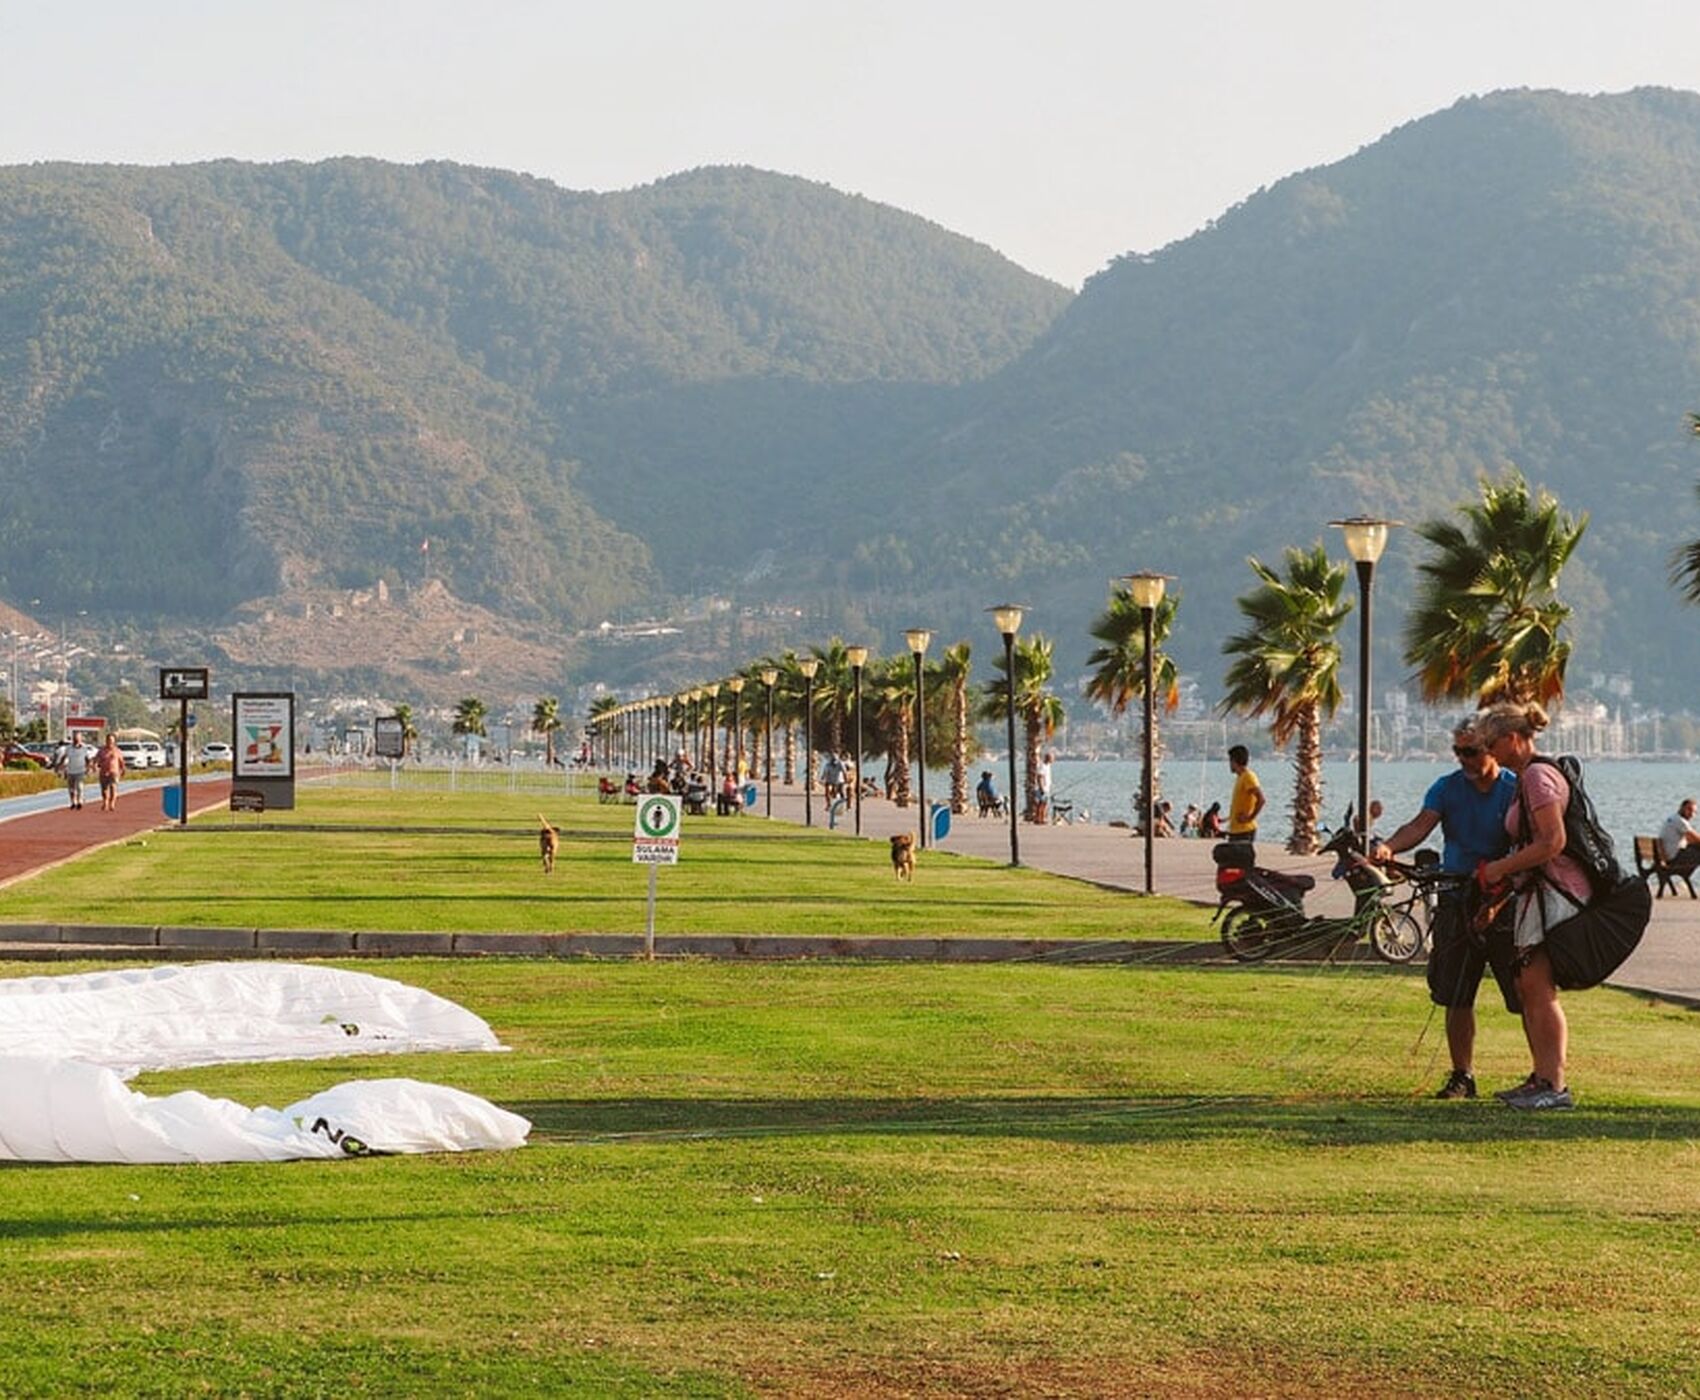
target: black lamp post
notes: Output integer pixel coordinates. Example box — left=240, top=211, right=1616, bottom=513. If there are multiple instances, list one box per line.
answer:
left=691, top=689, right=703, bottom=770
left=987, top=605, right=1026, bottom=866
left=846, top=645, right=868, bottom=836
left=1331, top=516, right=1396, bottom=845
left=761, top=667, right=778, bottom=817
left=727, top=677, right=745, bottom=787
left=1123, top=572, right=1171, bottom=895
left=705, top=682, right=720, bottom=785
left=904, top=628, right=932, bottom=848
left=799, top=657, right=819, bottom=827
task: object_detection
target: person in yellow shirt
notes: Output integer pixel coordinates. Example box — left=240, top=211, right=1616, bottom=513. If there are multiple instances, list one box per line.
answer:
left=1227, top=744, right=1265, bottom=853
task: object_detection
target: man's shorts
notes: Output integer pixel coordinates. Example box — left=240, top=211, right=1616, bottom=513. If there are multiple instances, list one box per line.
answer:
left=1426, top=892, right=1520, bottom=1014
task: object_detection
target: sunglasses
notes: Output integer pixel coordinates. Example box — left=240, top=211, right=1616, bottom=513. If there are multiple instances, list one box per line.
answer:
left=1452, top=745, right=1482, bottom=758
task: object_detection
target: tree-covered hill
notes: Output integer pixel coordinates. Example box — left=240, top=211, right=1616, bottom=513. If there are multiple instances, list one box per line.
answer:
left=873, top=87, right=1700, bottom=703
left=0, top=159, right=1068, bottom=622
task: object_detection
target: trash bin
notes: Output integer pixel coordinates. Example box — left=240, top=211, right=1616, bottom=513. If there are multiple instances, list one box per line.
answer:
left=930, top=802, right=951, bottom=845
left=162, top=786, right=183, bottom=821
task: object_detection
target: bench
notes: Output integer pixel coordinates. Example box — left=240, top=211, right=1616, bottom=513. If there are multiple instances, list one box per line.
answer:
left=977, top=791, right=1006, bottom=818
left=1050, top=799, right=1075, bottom=825
left=1635, top=835, right=1698, bottom=899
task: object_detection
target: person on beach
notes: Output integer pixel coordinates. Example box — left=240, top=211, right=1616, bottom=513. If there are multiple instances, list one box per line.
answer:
left=95, top=733, right=127, bottom=812
left=56, top=733, right=90, bottom=810
left=1199, top=802, right=1224, bottom=839
left=1371, top=718, right=1518, bottom=1100
left=1226, top=746, right=1264, bottom=852
left=1476, top=701, right=1582, bottom=1111
left=1658, top=797, right=1700, bottom=876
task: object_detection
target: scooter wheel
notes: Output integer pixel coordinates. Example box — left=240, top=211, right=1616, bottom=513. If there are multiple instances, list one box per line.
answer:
left=1221, top=909, right=1276, bottom=962
left=1370, top=908, right=1425, bottom=964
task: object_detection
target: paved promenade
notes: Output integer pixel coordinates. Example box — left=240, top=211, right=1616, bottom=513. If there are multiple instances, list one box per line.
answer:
left=758, top=782, right=1700, bottom=1003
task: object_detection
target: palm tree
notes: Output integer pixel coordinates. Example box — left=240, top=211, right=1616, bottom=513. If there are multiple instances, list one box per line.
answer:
left=1671, top=413, right=1700, bottom=607
left=587, top=694, right=619, bottom=767
left=452, top=696, right=488, bottom=759
left=865, top=654, right=915, bottom=807
left=393, top=703, right=419, bottom=753
left=1403, top=470, right=1586, bottom=707
left=1085, top=585, right=1181, bottom=815
left=938, top=642, right=972, bottom=814
left=531, top=696, right=562, bottom=766
left=806, top=640, right=855, bottom=756
left=978, top=634, right=1061, bottom=822
left=1220, top=544, right=1352, bottom=853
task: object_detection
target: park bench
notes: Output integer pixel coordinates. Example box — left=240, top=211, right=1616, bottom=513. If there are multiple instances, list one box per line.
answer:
left=1635, top=835, right=1698, bottom=899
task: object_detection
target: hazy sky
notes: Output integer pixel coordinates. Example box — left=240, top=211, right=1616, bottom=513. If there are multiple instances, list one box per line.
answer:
left=3, top=1, right=1696, bottom=287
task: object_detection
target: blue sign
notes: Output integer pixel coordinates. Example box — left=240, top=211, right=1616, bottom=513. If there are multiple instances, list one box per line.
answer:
left=931, top=803, right=951, bottom=844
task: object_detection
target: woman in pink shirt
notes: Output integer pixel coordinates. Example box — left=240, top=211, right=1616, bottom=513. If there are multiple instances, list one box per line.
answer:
left=1477, top=701, right=1584, bottom=1110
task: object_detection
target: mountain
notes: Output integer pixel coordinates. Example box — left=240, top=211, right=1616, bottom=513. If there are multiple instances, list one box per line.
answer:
left=877, top=87, right=1700, bottom=703
left=0, top=160, right=1067, bottom=631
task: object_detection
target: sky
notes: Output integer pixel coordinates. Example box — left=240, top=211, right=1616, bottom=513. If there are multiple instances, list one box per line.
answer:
left=2, top=1, right=1697, bottom=288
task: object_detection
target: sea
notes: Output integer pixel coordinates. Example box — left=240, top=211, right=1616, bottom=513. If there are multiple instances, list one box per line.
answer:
left=943, top=756, right=1700, bottom=854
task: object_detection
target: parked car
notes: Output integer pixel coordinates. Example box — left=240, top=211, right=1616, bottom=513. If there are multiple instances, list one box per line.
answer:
left=200, top=742, right=234, bottom=763
left=1, top=743, right=46, bottom=767
left=115, top=741, right=150, bottom=771
left=136, top=740, right=168, bottom=768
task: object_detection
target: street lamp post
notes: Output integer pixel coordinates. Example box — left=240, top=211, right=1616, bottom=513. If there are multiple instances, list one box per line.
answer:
left=690, top=689, right=703, bottom=770
left=1331, top=516, right=1397, bottom=845
left=705, top=683, right=720, bottom=786
left=904, top=628, right=932, bottom=848
left=799, top=657, right=819, bottom=827
left=987, top=605, right=1026, bottom=866
left=1124, top=573, right=1172, bottom=895
left=846, top=645, right=869, bottom=836
left=761, top=667, right=779, bottom=818
left=727, top=677, right=745, bottom=789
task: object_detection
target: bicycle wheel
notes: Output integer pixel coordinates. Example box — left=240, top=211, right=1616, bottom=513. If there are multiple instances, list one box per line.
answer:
left=1371, top=907, right=1425, bottom=963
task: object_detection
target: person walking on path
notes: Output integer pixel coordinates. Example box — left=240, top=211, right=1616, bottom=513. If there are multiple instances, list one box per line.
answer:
left=94, top=733, right=127, bottom=812
left=1658, top=798, right=1700, bottom=876
left=56, top=733, right=91, bottom=811
left=1226, top=745, right=1264, bottom=853
left=1477, top=701, right=1584, bottom=1111
left=1371, top=718, right=1519, bottom=1100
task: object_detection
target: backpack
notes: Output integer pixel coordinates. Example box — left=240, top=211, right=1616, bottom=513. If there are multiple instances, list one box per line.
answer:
left=1522, top=754, right=1621, bottom=897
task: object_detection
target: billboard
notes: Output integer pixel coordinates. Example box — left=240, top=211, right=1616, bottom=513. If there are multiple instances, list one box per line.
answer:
left=233, top=693, right=294, bottom=779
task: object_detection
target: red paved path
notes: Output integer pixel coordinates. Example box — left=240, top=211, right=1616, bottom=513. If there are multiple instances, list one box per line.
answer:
left=0, top=781, right=232, bottom=889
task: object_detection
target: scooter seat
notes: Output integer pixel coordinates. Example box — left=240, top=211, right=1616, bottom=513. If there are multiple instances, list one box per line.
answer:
left=1261, top=870, right=1315, bottom=893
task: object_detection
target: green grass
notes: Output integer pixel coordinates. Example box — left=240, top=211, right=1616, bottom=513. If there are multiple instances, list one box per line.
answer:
left=4, top=957, right=1700, bottom=1396
left=0, top=786, right=1212, bottom=940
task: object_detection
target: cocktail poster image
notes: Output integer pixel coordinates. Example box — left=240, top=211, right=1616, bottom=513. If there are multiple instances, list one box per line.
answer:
left=233, top=694, right=295, bottom=779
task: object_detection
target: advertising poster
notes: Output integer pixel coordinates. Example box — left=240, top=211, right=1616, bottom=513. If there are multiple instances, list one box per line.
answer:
left=233, top=693, right=295, bottom=779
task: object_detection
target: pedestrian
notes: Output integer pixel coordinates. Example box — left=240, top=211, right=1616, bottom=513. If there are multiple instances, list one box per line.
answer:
left=1035, top=750, right=1054, bottom=824
left=1371, top=718, right=1519, bottom=1100
left=58, top=733, right=90, bottom=810
left=1658, top=797, right=1700, bottom=876
left=1226, top=745, right=1264, bottom=852
left=1476, top=701, right=1582, bottom=1111
left=95, top=733, right=127, bottom=812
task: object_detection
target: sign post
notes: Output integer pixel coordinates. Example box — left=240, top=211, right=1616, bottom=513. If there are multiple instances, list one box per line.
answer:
left=232, top=692, right=296, bottom=811
left=159, top=668, right=210, bottom=828
left=632, top=795, right=682, bottom=960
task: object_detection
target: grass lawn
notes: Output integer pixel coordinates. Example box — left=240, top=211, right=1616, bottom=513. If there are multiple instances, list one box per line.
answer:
left=4, top=956, right=1700, bottom=1396
left=0, top=786, right=1212, bottom=941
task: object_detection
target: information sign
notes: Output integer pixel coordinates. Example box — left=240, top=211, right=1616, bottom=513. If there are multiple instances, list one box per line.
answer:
left=632, top=795, right=682, bottom=865
left=374, top=716, right=407, bottom=760
left=159, top=667, right=210, bottom=701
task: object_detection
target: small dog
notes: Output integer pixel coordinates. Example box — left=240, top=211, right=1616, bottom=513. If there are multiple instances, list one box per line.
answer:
left=889, top=831, right=916, bottom=881
left=538, top=814, right=560, bottom=874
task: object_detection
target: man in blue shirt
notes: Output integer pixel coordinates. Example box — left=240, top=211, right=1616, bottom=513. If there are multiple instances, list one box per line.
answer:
left=1371, top=718, right=1519, bottom=1100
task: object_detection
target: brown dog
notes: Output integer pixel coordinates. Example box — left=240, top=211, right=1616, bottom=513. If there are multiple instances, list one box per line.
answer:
left=889, top=831, right=915, bottom=881
left=538, top=814, right=560, bottom=874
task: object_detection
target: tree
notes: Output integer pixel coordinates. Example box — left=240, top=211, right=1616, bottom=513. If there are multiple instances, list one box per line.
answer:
left=91, top=685, right=156, bottom=733
left=393, top=703, right=419, bottom=755
left=587, top=694, right=619, bottom=768
left=1403, top=470, right=1586, bottom=707
left=453, top=696, right=488, bottom=738
left=978, top=634, right=1062, bottom=821
left=1085, top=585, right=1181, bottom=814
left=865, top=655, right=915, bottom=806
left=1670, top=413, right=1700, bottom=608
left=1220, top=544, right=1352, bottom=853
left=938, top=642, right=973, bottom=814
left=532, top=696, right=562, bottom=766
left=806, top=640, right=856, bottom=756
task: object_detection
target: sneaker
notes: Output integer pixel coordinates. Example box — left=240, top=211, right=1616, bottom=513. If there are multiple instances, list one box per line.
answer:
left=1503, top=1077, right=1574, bottom=1111
left=1435, top=1069, right=1477, bottom=1100
left=1494, top=1073, right=1538, bottom=1103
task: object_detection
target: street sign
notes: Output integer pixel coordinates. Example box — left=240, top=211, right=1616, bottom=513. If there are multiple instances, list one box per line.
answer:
left=230, top=790, right=266, bottom=813
left=633, top=795, right=681, bottom=865
left=159, top=668, right=209, bottom=701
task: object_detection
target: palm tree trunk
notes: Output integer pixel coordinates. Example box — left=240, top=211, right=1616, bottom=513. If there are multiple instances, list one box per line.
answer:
left=891, top=711, right=912, bottom=808
left=1288, top=701, right=1323, bottom=854
left=950, top=678, right=968, bottom=814
left=783, top=724, right=796, bottom=785
left=1023, top=710, right=1042, bottom=822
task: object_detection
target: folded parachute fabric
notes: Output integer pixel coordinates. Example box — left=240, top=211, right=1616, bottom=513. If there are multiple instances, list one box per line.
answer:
left=0, top=961, right=506, bottom=1076
left=0, top=1058, right=532, bottom=1163
left=0, top=963, right=531, bottom=1163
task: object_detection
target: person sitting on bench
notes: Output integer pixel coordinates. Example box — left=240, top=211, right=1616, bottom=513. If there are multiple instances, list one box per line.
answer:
left=976, top=770, right=1004, bottom=817
left=1660, top=797, right=1700, bottom=875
